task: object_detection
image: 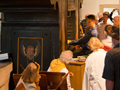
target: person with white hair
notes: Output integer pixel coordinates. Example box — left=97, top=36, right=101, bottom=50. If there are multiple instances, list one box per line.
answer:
left=47, top=50, right=74, bottom=90
left=82, top=37, right=107, bottom=90
left=97, top=12, right=103, bottom=22
left=110, top=8, right=119, bottom=22
left=113, top=15, right=119, bottom=25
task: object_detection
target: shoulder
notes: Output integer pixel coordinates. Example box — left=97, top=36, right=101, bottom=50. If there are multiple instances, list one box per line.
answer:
left=88, top=49, right=106, bottom=58
left=25, top=82, right=36, bottom=90
left=105, top=48, right=120, bottom=64
left=17, top=78, right=37, bottom=90
left=97, top=22, right=102, bottom=26
left=92, top=27, right=97, bottom=31
left=60, top=68, right=68, bottom=74
left=91, top=27, right=97, bottom=35
left=107, top=48, right=120, bottom=56
left=86, top=50, right=106, bottom=64
left=80, top=19, right=86, bottom=23
left=16, top=78, right=23, bottom=87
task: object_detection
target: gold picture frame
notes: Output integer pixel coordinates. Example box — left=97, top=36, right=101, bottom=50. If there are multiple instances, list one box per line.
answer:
left=17, top=37, right=43, bottom=74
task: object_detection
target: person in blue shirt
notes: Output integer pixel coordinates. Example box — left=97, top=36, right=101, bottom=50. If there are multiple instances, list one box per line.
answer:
left=69, top=14, right=98, bottom=57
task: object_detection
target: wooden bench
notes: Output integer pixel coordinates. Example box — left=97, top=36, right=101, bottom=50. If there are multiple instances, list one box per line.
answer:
left=39, top=71, right=68, bottom=90
left=13, top=74, right=48, bottom=90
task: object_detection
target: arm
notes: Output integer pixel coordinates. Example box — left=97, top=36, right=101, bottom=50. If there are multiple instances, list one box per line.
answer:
left=82, top=70, right=89, bottom=90
left=106, top=79, right=114, bottom=90
left=60, top=68, right=74, bottom=90
left=23, top=45, right=27, bottom=56
left=110, top=9, right=117, bottom=22
left=103, top=51, right=115, bottom=90
left=69, top=32, right=93, bottom=45
left=36, top=86, right=40, bottom=90
left=82, top=57, right=92, bottom=90
left=47, top=66, right=50, bottom=72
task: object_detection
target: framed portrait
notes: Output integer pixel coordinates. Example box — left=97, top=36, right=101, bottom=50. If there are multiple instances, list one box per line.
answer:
left=17, top=37, right=43, bottom=74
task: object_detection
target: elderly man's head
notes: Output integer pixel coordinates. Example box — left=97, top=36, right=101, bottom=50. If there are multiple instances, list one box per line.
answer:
left=97, top=12, right=103, bottom=19
left=113, top=15, right=119, bottom=25
left=85, top=13, right=89, bottom=19
left=59, top=50, right=73, bottom=64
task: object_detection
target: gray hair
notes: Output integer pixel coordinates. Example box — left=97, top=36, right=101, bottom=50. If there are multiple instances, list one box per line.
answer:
left=88, top=37, right=104, bottom=51
left=97, top=12, right=103, bottom=16
left=59, top=50, right=73, bottom=64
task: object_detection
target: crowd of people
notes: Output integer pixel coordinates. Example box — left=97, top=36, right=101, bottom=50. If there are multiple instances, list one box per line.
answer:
left=15, top=9, right=119, bottom=90
left=69, top=8, right=120, bottom=90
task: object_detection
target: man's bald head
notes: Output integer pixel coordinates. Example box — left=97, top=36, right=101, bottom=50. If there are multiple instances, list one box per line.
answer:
left=113, top=15, right=119, bottom=25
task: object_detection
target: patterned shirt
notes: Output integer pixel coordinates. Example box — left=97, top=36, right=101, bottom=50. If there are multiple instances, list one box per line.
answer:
left=103, top=43, right=120, bottom=90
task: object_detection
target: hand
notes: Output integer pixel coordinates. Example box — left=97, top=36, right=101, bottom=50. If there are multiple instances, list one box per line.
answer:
left=67, top=40, right=72, bottom=44
left=79, top=46, right=82, bottom=50
left=112, top=8, right=117, bottom=12
left=36, top=86, right=40, bottom=90
left=117, top=9, right=119, bottom=13
left=69, top=72, right=74, bottom=77
left=69, top=41, right=75, bottom=45
left=23, top=45, right=25, bottom=51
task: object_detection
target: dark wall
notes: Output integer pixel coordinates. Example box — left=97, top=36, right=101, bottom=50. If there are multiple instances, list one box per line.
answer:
left=0, top=0, right=53, bottom=7
left=0, top=1, right=59, bottom=73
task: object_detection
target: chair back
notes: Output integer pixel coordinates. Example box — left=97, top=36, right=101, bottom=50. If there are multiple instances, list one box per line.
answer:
left=55, top=72, right=69, bottom=90
left=39, top=71, right=68, bottom=90
left=39, top=74, right=48, bottom=90
left=13, top=74, right=22, bottom=87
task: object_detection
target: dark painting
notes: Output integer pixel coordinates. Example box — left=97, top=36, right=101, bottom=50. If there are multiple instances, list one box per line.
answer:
left=17, top=37, right=43, bottom=74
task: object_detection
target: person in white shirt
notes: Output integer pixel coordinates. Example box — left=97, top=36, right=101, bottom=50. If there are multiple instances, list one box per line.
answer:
left=47, top=50, right=74, bottom=90
left=82, top=37, right=107, bottom=90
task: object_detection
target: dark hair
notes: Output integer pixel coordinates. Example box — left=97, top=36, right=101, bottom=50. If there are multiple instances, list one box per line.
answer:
left=103, top=11, right=110, bottom=18
left=105, top=25, right=112, bottom=35
left=86, top=14, right=96, bottom=21
left=105, top=25, right=119, bottom=40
